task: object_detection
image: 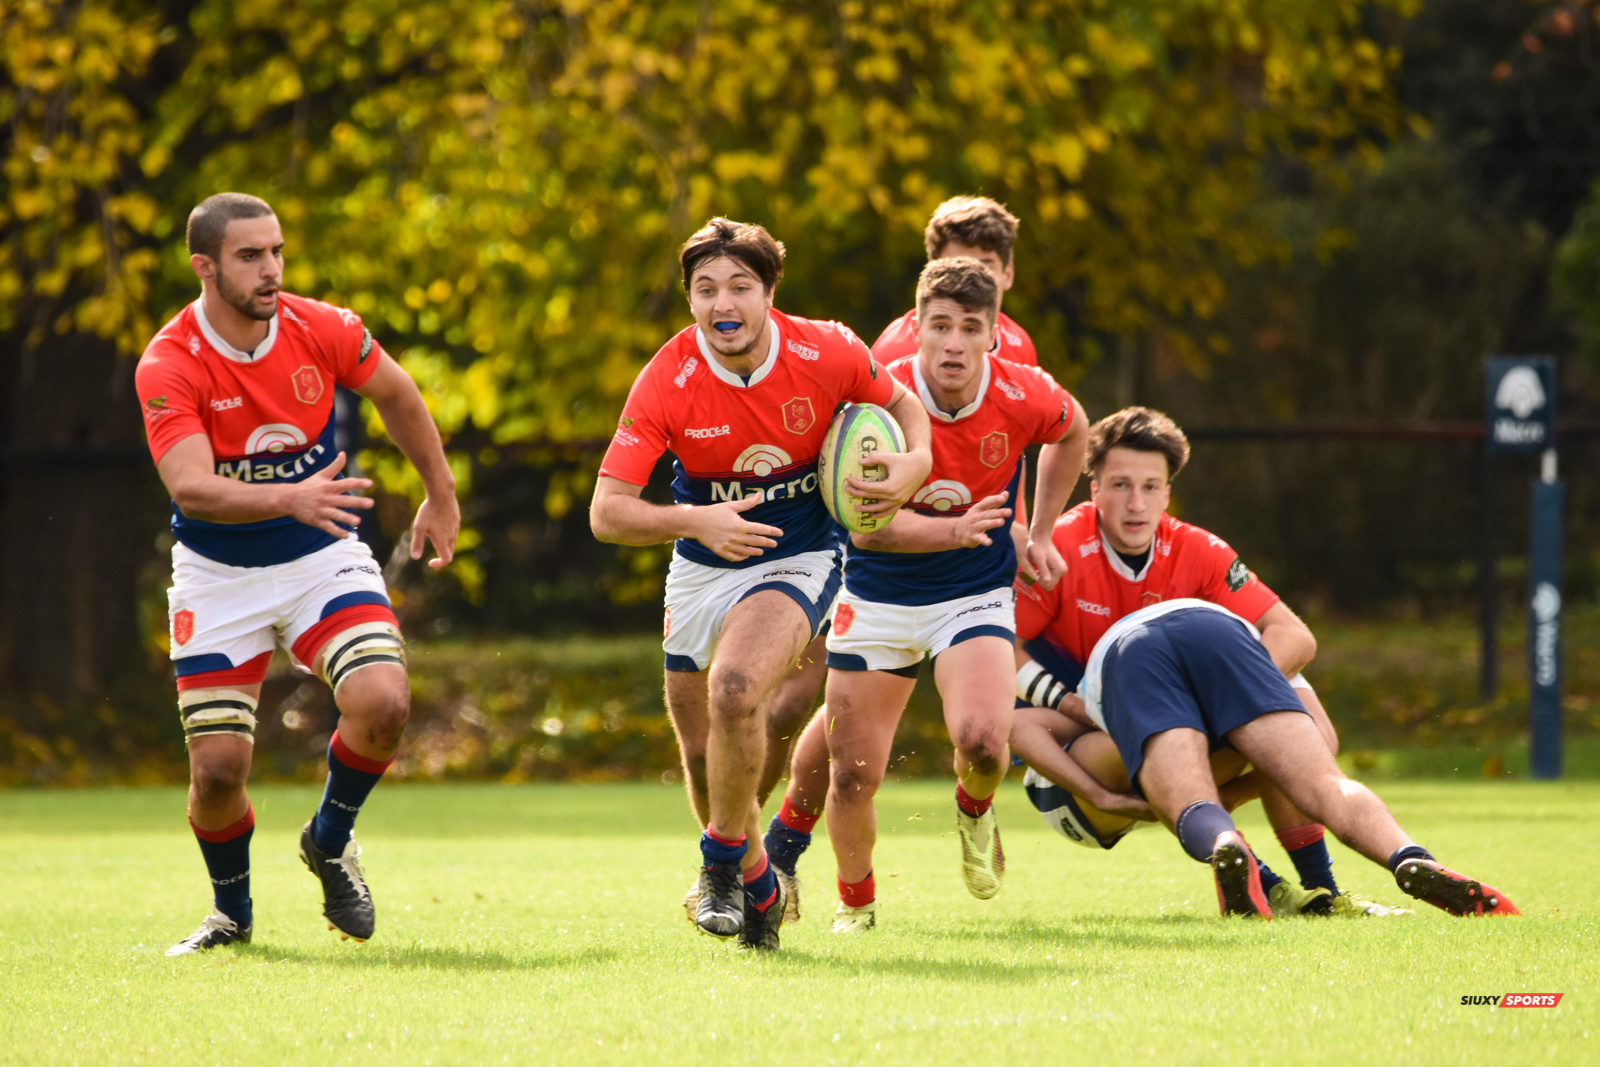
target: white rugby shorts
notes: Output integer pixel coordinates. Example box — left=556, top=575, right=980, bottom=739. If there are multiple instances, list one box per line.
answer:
left=825, top=585, right=1016, bottom=675
left=168, top=536, right=397, bottom=689
left=662, top=547, right=842, bottom=673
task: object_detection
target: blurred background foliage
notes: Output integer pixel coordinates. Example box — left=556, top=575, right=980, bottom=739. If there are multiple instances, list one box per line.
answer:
left=3, top=0, right=1600, bottom=778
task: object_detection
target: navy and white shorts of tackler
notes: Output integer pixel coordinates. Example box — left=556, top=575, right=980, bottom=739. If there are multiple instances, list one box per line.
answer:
left=825, top=586, right=1015, bottom=677
left=1101, top=606, right=1308, bottom=791
left=662, top=547, right=842, bottom=673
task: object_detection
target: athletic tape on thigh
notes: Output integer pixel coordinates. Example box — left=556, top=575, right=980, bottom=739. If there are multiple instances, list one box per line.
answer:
left=178, top=688, right=260, bottom=744
left=319, top=621, right=406, bottom=692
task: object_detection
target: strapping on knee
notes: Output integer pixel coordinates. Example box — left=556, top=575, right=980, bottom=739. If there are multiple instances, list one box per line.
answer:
left=318, top=622, right=406, bottom=693
left=178, top=688, right=259, bottom=745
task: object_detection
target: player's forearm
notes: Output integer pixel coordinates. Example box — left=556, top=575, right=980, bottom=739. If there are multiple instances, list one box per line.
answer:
left=851, top=508, right=959, bottom=553
left=368, top=392, right=457, bottom=500
left=168, top=474, right=297, bottom=525
left=590, top=492, right=698, bottom=546
left=1029, top=408, right=1087, bottom=539
left=885, top=389, right=932, bottom=456
left=1260, top=622, right=1316, bottom=677
left=1012, top=716, right=1119, bottom=808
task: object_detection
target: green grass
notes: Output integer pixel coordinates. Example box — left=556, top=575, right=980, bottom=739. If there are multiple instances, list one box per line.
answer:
left=2, top=781, right=1594, bottom=1065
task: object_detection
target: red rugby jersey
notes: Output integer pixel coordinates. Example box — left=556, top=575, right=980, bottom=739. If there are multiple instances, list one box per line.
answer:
left=845, top=354, right=1074, bottom=606
left=598, top=309, right=894, bottom=569
left=136, top=293, right=383, bottom=567
left=871, top=308, right=1038, bottom=367
left=1015, top=503, right=1280, bottom=670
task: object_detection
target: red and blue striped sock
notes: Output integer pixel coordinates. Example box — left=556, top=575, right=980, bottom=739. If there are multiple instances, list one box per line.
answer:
left=700, top=828, right=748, bottom=868
left=311, top=731, right=392, bottom=856
left=838, top=871, right=875, bottom=908
left=743, top=853, right=779, bottom=914
left=764, top=795, right=819, bottom=875
left=1277, top=823, right=1339, bottom=895
left=191, top=806, right=254, bottom=927
left=955, top=782, right=993, bottom=818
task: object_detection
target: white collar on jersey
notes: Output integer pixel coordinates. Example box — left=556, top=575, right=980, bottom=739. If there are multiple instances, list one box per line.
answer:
left=193, top=297, right=279, bottom=364
left=1098, top=522, right=1155, bottom=582
left=912, top=351, right=991, bottom=422
left=696, top=314, right=780, bottom=388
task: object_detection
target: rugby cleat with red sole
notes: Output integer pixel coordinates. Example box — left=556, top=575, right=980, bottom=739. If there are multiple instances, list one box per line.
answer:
left=1212, top=833, right=1274, bottom=920
left=1394, top=859, right=1520, bottom=917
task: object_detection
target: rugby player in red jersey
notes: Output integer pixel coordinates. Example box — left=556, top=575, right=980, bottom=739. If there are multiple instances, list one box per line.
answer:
left=138, top=194, right=459, bottom=954
left=590, top=218, right=933, bottom=950
left=783, top=258, right=1086, bottom=931
left=1010, top=408, right=1401, bottom=915
left=870, top=197, right=1038, bottom=368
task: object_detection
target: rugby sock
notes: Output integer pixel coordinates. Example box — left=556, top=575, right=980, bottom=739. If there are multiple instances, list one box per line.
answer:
left=700, top=828, right=748, bottom=868
left=311, top=731, right=393, bottom=856
left=191, top=806, right=254, bottom=928
left=1256, top=861, right=1284, bottom=892
left=1277, top=823, right=1339, bottom=895
left=838, top=872, right=876, bottom=908
left=1174, top=800, right=1236, bottom=863
left=1385, top=844, right=1434, bottom=874
left=743, top=853, right=779, bottom=914
left=955, top=782, right=993, bottom=818
left=765, top=802, right=819, bottom=878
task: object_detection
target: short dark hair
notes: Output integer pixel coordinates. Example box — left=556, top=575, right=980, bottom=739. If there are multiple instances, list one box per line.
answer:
left=679, top=217, right=785, bottom=293
left=1086, top=407, right=1191, bottom=479
left=924, top=196, right=1020, bottom=265
left=915, top=257, right=999, bottom=320
left=186, top=193, right=275, bottom=261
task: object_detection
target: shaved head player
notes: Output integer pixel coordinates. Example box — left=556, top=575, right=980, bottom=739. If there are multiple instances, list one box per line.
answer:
left=137, top=193, right=459, bottom=954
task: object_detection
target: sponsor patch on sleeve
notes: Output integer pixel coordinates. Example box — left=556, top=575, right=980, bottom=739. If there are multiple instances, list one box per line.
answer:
left=1226, top=557, right=1251, bottom=592
left=358, top=328, right=375, bottom=363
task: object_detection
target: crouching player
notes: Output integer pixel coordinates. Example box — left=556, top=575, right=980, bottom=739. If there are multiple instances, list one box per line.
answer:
left=138, top=194, right=459, bottom=954
left=815, top=258, right=1087, bottom=931
left=1011, top=407, right=1399, bottom=916
left=590, top=218, right=932, bottom=951
left=1075, top=599, right=1519, bottom=919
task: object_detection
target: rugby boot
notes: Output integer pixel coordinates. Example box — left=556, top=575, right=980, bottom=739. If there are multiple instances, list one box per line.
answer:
left=165, top=910, right=252, bottom=956
left=1267, top=880, right=1334, bottom=916
left=957, top=806, right=1006, bottom=900
left=738, top=874, right=787, bottom=952
left=1329, top=891, right=1411, bottom=917
left=694, top=861, right=745, bottom=939
left=1212, top=832, right=1274, bottom=919
left=775, top=867, right=802, bottom=926
left=682, top=875, right=701, bottom=923
left=1394, top=858, right=1519, bottom=917
left=830, top=901, right=877, bottom=934
left=299, top=820, right=376, bottom=941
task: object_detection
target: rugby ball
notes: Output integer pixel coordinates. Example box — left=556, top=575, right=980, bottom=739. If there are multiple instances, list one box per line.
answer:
left=817, top=403, right=907, bottom=534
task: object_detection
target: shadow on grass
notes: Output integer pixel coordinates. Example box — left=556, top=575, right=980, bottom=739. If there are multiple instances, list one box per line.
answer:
left=237, top=940, right=617, bottom=972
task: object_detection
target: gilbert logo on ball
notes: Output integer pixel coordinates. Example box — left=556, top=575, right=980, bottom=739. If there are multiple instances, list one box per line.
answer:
left=818, top=403, right=906, bottom=534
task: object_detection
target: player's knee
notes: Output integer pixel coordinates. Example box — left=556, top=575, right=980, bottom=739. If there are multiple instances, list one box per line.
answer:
left=830, top=760, right=883, bottom=799
left=708, top=667, right=757, bottom=717
left=955, top=723, right=1007, bottom=775
left=765, top=688, right=813, bottom=735
left=191, top=750, right=250, bottom=804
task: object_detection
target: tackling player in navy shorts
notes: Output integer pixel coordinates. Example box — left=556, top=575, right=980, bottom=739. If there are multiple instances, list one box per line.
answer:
left=590, top=218, right=933, bottom=951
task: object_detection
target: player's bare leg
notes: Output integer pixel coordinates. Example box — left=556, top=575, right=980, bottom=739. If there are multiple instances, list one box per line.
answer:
left=934, top=636, right=1014, bottom=899
left=693, top=590, right=810, bottom=944
left=757, top=633, right=827, bottom=807
left=300, top=661, right=410, bottom=942
left=665, top=670, right=712, bottom=827
left=823, top=669, right=916, bottom=932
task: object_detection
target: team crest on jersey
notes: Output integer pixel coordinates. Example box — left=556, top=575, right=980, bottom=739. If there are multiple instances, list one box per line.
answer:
left=912, top=480, right=972, bottom=513
left=1142, top=592, right=1163, bottom=606
left=172, top=609, right=194, bottom=647
left=663, top=607, right=671, bottom=639
left=979, top=431, right=1009, bottom=468
left=782, top=397, right=816, bottom=434
left=290, top=365, right=323, bottom=404
left=833, top=601, right=856, bottom=636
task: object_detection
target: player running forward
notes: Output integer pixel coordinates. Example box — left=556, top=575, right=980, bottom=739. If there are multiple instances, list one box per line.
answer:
left=816, top=258, right=1087, bottom=932
left=1009, top=407, right=1395, bottom=916
left=1075, top=599, right=1519, bottom=919
left=871, top=196, right=1038, bottom=367
left=139, top=194, right=459, bottom=955
left=589, top=218, right=933, bottom=951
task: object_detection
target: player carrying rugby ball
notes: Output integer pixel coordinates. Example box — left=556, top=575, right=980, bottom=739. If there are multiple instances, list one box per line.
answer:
left=812, top=257, right=1087, bottom=930
left=590, top=218, right=933, bottom=951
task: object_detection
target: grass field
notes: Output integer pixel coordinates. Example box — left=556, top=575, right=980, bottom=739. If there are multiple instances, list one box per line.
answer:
left=2, top=780, right=1594, bottom=1065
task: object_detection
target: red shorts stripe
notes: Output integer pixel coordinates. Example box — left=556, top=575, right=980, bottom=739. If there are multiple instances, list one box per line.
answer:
left=175, top=651, right=272, bottom=692
left=291, top=604, right=401, bottom=671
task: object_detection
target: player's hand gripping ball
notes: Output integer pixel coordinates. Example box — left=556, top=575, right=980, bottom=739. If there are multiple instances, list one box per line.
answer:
left=818, top=403, right=907, bottom=533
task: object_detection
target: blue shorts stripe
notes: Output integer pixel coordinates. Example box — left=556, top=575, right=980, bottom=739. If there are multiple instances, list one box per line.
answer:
left=664, top=653, right=701, bottom=673
left=948, top=624, right=1015, bottom=647
left=826, top=651, right=870, bottom=672
left=320, top=590, right=391, bottom=620
left=174, top=652, right=236, bottom=677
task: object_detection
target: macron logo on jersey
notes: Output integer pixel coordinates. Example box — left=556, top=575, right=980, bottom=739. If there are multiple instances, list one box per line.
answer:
left=215, top=424, right=328, bottom=482
left=684, top=424, right=732, bottom=440
left=708, top=444, right=818, bottom=502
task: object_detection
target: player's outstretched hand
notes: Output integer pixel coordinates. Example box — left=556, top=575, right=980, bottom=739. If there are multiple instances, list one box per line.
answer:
left=1095, top=792, right=1157, bottom=822
left=282, top=451, right=374, bottom=537
left=410, top=491, right=461, bottom=570
left=1025, top=532, right=1069, bottom=591
left=691, top=492, right=783, bottom=563
left=950, top=493, right=1011, bottom=548
left=846, top=448, right=932, bottom=516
